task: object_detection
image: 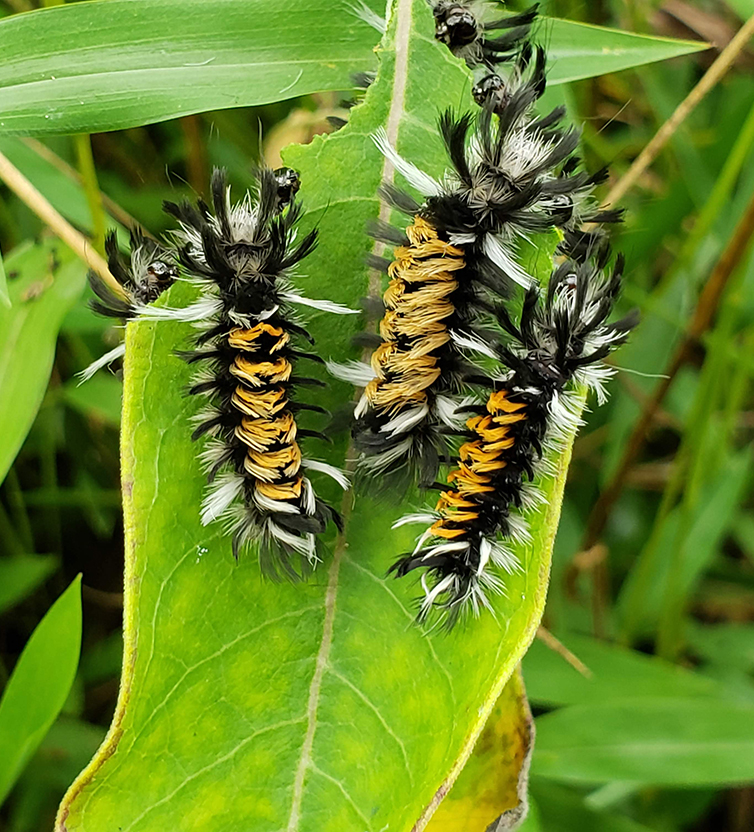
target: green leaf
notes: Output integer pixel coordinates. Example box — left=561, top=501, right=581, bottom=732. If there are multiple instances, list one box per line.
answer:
left=0, top=555, right=59, bottom=615
left=424, top=669, right=534, bottom=831
left=523, top=633, right=720, bottom=708
left=0, top=240, right=86, bottom=486
left=8, top=718, right=105, bottom=832
left=687, top=622, right=754, bottom=674
left=0, top=576, right=82, bottom=805
left=57, top=2, right=584, bottom=830
left=533, top=698, right=754, bottom=786
left=0, top=0, right=380, bottom=136
left=0, top=1, right=706, bottom=136
left=541, top=20, right=708, bottom=86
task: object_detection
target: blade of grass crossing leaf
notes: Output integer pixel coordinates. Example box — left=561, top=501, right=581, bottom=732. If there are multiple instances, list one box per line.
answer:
left=0, top=1, right=707, bottom=135
left=57, top=2, right=585, bottom=830
left=0, top=575, right=82, bottom=805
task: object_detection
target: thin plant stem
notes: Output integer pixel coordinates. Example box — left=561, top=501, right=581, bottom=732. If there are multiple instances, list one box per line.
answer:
left=0, top=149, right=123, bottom=297
left=73, top=134, right=107, bottom=255
left=605, top=14, right=754, bottom=206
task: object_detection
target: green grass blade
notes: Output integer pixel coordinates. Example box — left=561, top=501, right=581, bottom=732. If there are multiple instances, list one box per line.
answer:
left=0, top=1, right=706, bottom=136
left=542, top=19, right=708, bottom=86
left=0, top=0, right=380, bottom=136
left=0, top=575, right=82, bottom=805
left=0, top=246, right=9, bottom=308
left=0, top=240, right=86, bottom=485
left=523, top=634, right=721, bottom=708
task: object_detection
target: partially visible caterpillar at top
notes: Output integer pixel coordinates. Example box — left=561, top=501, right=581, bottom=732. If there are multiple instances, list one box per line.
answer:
left=432, top=1, right=539, bottom=70
left=390, top=250, right=638, bottom=626
left=135, top=167, right=356, bottom=579
left=330, top=43, right=619, bottom=489
left=77, top=229, right=178, bottom=382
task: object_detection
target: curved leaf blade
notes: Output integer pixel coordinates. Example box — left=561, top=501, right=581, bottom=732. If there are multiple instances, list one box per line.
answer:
left=0, top=576, right=82, bottom=805
left=542, top=19, right=707, bottom=86
left=0, top=0, right=380, bottom=137
left=58, top=1, right=585, bottom=830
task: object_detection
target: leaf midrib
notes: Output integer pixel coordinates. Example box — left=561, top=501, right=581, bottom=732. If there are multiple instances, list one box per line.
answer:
left=285, top=0, right=414, bottom=828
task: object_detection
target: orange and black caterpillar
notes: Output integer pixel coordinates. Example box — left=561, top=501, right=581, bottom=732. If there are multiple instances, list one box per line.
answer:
left=331, top=43, right=618, bottom=490
left=135, top=167, right=356, bottom=578
left=391, top=250, right=637, bottom=624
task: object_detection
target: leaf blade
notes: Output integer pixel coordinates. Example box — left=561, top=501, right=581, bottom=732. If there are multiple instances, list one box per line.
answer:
left=543, top=19, right=708, bottom=86
left=0, top=240, right=86, bottom=485
left=533, top=698, right=754, bottom=786
left=0, top=576, right=82, bottom=805
left=0, top=0, right=380, bottom=136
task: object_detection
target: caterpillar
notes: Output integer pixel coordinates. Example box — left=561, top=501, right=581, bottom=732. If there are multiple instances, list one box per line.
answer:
left=391, top=250, right=637, bottom=625
left=432, top=1, right=539, bottom=69
left=77, top=229, right=178, bottom=382
left=330, top=42, right=618, bottom=488
left=130, top=166, right=356, bottom=578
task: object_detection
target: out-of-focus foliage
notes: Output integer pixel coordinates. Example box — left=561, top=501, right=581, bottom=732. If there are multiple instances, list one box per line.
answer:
left=0, top=0, right=753, bottom=829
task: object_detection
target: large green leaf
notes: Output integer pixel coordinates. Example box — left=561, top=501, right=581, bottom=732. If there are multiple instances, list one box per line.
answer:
left=0, top=576, right=82, bottom=805
left=0, top=0, right=705, bottom=136
left=0, top=239, right=86, bottom=485
left=57, top=1, right=586, bottom=830
left=533, top=698, right=754, bottom=786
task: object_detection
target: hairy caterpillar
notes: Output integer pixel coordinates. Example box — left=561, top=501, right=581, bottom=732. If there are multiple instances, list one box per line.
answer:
left=392, top=250, right=637, bottom=624
left=331, top=43, right=618, bottom=488
left=432, top=1, right=539, bottom=69
left=77, top=229, right=178, bottom=382
left=125, top=167, right=356, bottom=578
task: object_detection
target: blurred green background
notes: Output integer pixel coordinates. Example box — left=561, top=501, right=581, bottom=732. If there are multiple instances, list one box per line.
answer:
left=1, top=0, right=754, bottom=830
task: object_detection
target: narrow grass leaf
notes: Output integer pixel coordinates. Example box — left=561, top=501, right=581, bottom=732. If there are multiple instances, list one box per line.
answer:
left=0, top=1, right=706, bottom=136
left=524, top=633, right=719, bottom=708
left=533, top=698, right=754, bottom=786
left=542, top=19, right=708, bottom=85
left=0, top=0, right=380, bottom=136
